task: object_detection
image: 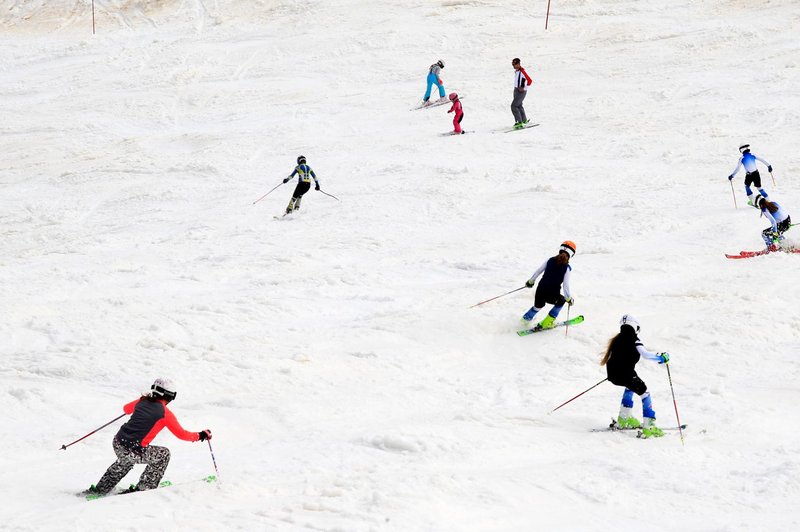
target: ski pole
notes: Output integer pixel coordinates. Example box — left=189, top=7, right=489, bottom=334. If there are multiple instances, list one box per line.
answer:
left=545, top=0, right=552, bottom=29
left=770, top=171, right=776, bottom=187
left=550, top=378, right=608, bottom=413
left=318, top=189, right=340, bottom=201
left=252, top=182, right=284, bottom=205
left=60, top=413, right=126, bottom=450
left=729, top=180, right=737, bottom=209
left=565, top=304, right=571, bottom=337
left=665, top=363, right=685, bottom=446
left=469, top=286, right=526, bottom=309
left=207, top=440, right=220, bottom=480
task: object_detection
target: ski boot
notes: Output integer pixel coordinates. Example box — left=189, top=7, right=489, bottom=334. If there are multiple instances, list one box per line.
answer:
left=615, top=406, right=641, bottom=429
left=513, top=122, right=523, bottom=130
left=120, top=484, right=140, bottom=494
left=640, top=417, right=664, bottom=438
left=537, top=315, right=556, bottom=330
left=81, top=484, right=108, bottom=500
left=294, top=196, right=303, bottom=211
left=285, top=198, right=296, bottom=214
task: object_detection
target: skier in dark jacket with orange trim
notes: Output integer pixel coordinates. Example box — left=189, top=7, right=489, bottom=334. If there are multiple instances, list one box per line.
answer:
left=82, top=378, right=212, bottom=496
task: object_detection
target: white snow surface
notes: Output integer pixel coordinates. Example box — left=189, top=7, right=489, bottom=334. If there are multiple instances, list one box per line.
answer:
left=2, top=0, right=800, bottom=530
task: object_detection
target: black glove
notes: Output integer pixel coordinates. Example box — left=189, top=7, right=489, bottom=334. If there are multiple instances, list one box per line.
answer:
left=727, top=174, right=734, bottom=181
left=315, top=183, right=320, bottom=191
left=283, top=177, right=290, bottom=184
left=768, top=165, right=773, bottom=173
left=525, top=279, right=534, bottom=288
left=198, top=429, right=212, bottom=442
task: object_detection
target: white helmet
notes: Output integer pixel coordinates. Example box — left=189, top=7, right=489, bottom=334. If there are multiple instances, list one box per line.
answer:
left=150, top=378, right=177, bottom=401
left=619, top=314, right=640, bottom=334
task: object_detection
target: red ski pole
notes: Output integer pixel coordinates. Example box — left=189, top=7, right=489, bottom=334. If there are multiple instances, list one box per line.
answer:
left=252, top=182, right=284, bottom=205
left=666, top=363, right=685, bottom=446
left=60, top=414, right=126, bottom=450
left=550, top=378, right=608, bottom=413
left=469, top=286, right=526, bottom=309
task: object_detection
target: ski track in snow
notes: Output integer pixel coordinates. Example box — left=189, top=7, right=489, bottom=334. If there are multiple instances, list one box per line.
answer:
left=1, top=0, right=800, bottom=530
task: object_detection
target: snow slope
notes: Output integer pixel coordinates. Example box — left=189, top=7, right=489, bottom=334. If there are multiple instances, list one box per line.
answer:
left=1, top=0, right=799, bottom=530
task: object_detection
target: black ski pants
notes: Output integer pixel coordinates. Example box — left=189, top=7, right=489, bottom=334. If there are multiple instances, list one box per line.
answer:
left=95, top=437, right=171, bottom=494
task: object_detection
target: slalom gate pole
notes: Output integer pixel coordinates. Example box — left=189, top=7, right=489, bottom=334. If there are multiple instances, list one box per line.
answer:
left=550, top=378, right=608, bottom=413
left=207, top=440, right=221, bottom=480
left=319, top=189, right=340, bottom=201
left=545, top=0, right=552, bottom=29
left=469, top=286, right=526, bottom=309
left=60, top=413, right=126, bottom=450
left=666, top=364, right=685, bottom=446
left=770, top=171, right=776, bottom=187
left=729, top=180, right=738, bottom=209
left=252, top=182, right=283, bottom=205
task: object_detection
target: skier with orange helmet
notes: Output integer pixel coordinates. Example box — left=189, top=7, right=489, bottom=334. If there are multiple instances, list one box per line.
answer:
left=521, top=241, right=576, bottom=329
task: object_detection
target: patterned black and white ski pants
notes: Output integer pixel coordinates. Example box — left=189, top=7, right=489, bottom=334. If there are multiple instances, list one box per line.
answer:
left=95, top=437, right=170, bottom=494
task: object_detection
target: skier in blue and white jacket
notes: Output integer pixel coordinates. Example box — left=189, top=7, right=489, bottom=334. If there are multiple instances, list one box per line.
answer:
left=728, top=144, right=772, bottom=203
left=754, top=195, right=792, bottom=249
left=521, top=241, right=575, bottom=330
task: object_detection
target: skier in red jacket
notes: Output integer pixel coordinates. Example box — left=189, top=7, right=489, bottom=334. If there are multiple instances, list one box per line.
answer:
left=447, top=93, right=464, bottom=134
left=82, top=378, right=212, bottom=496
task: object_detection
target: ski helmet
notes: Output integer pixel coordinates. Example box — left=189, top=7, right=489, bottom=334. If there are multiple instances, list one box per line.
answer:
left=619, top=315, right=641, bottom=335
left=150, top=378, right=177, bottom=402
left=297, top=155, right=306, bottom=165
left=739, top=144, right=750, bottom=154
left=754, top=195, right=767, bottom=209
left=437, top=59, right=445, bottom=68
left=449, top=92, right=458, bottom=101
left=559, top=240, right=577, bottom=258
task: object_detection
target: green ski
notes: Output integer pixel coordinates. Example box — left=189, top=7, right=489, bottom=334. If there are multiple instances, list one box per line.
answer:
left=517, top=315, right=584, bottom=336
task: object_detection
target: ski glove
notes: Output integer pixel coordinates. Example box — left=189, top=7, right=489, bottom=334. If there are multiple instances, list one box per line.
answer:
left=525, top=279, right=535, bottom=288
left=768, top=165, right=773, bottom=172
left=283, top=177, right=290, bottom=184
left=198, top=429, right=212, bottom=442
left=657, top=352, right=670, bottom=364
left=315, top=183, right=320, bottom=191
left=565, top=297, right=574, bottom=306
left=727, top=174, right=734, bottom=181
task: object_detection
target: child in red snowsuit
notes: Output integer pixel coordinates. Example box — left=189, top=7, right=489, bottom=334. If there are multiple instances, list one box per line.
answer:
left=447, top=93, right=464, bottom=134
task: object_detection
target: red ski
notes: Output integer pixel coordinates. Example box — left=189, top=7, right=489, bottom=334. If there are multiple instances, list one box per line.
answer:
left=725, top=247, right=800, bottom=259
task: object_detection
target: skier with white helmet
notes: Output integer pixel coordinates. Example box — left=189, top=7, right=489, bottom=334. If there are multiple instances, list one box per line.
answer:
left=521, top=241, right=576, bottom=330
left=282, top=155, right=320, bottom=214
left=728, top=144, right=773, bottom=204
left=601, top=316, right=670, bottom=438
left=82, top=378, right=212, bottom=497
left=753, top=195, right=792, bottom=250
left=422, top=60, right=447, bottom=105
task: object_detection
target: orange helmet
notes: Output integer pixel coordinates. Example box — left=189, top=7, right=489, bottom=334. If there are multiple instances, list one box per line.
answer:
left=559, top=240, right=576, bottom=258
